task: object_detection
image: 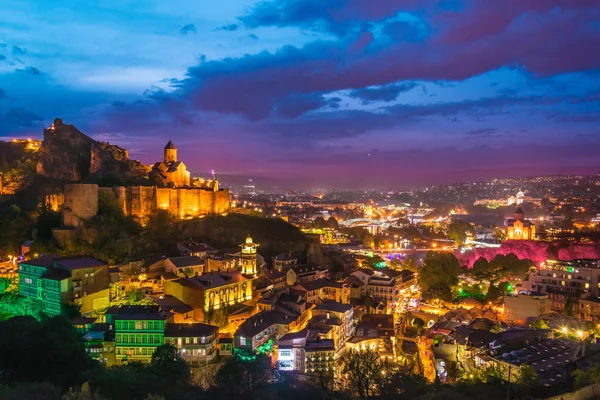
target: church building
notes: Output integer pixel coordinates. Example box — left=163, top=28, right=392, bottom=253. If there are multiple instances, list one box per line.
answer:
left=150, top=140, right=191, bottom=187
left=506, top=207, right=536, bottom=240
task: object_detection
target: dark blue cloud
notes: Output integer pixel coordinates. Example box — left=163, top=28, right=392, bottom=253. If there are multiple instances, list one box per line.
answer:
left=180, top=24, right=197, bottom=35
left=4, top=107, right=43, bottom=128
left=11, top=45, right=26, bottom=56
left=16, top=66, right=42, bottom=75
left=248, top=34, right=259, bottom=40
left=215, top=23, right=239, bottom=31
left=348, top=82, right=417, bottom=104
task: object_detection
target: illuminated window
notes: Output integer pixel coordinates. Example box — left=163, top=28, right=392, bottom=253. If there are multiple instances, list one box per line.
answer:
left=185, top=337, right=190, bottom=344
left=240, top=337, right=246, bottom=346
left=193, top=337, right=198, bottom=344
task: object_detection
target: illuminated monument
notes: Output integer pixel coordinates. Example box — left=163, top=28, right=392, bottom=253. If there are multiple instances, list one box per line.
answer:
left=57, top=140, right=230, bottom=231
left=506, top=207, right=536, bottom=240
left=239, top=235, right=259, bottom=276
left=149, top=140, right=191, bottom=187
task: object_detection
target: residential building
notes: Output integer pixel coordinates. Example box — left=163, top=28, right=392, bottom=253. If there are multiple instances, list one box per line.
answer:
left=504, top=292, right=551, bottom=322
left=347, top=314, right=395, bottom=359
left=234, top=310, right=295, bottom=352
left=164, top=256, right=204, bottom=278
left=310, top=301, right=354, bottom=351
left=579, top=296, right=600, bottom=322
left=524, top=259, right=600, bottom=297
left=350, top=268, right=412, bottom=308
left=286, top=265, right=328, bottom=286
left=177, top=241, right=217, bottom=258
left=292, top=278, right=350, bottom=304
left=105, top=305, right=173, bottom=364
left=277, top=329, right=336, bottom=375
left=164, top=323, right=219, bottom=364
left=18, top=255, right=109, bottom=315
left=273, top=253, right=297, bottom=272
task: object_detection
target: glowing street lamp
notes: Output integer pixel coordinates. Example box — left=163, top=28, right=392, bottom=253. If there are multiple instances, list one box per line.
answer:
left=562, top=327, right=568, bottom=335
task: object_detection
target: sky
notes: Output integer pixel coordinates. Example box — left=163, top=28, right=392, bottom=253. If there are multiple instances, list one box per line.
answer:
left=1, top=0, right=599, bottom=189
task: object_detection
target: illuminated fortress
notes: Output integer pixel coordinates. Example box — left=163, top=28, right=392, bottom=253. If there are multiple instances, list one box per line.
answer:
left=59, top=140, right=230, bottom=228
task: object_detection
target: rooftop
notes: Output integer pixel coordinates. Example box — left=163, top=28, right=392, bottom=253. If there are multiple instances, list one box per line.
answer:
left=235, top=310, right=295, bottom=338
left=164, top=323, right=219, bottom=338
left=54, top=256, right=107, bottom=270
left=150, top=294, right=194, bottom=314
left=314, top=301, right=353, bottom=314
left=294, top=278, right=341, bottom=292
left=167, top=256, right=204, bottom=269
left=189, top=271, right=248, bottom=289
left=106, top=305, right=171, bottom=321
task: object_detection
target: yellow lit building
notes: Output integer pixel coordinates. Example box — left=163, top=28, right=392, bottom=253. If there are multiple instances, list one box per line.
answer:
left=506, top=207, right=536, bottom=240
left=150, top=140, right=191, bottom=187
left=240, top=235, right=259, bottom=276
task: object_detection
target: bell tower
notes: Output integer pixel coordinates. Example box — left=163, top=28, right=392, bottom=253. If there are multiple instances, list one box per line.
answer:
left=164, top=140, right=177, bottom=163
left=240, top=234, right=259, bottom=276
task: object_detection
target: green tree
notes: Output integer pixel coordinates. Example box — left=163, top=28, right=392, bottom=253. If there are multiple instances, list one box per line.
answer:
left=529, top=317, right=549, bottom=330
left=150, top=344, right=190, bottom=386
left=313, top=216, right=327, bottom=229
left=418, top=251, right=460, bottom=301
left=447, top=220, right=475, bottom=246
left=339, top=349, right=394, bottom=399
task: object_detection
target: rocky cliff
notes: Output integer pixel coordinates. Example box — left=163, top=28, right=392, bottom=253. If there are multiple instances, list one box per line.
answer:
left=36, top=118, right=149, bottom=183
left=458, top=240, right=600, bottom=268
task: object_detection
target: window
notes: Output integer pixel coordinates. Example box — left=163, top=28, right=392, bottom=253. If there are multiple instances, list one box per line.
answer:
left=185, top=337, right=190, bottom=344
left=193, top=349, right=198, bottom=356
left=177, top=338, right=182, bottom=346
left=193, top=337, right=198, bottom=344
left=240, top=337, right=246, bottom=346
left=201, top=336, right=205, bottom=344
left=24, top=278, right=32, bottom=284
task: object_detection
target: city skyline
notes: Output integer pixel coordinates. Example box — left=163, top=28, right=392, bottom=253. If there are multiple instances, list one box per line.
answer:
left=1, top=0, right=600, bottom=188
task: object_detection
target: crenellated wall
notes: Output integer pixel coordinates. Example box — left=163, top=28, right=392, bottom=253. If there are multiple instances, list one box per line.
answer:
left=64, top=183, right=229, bottom=227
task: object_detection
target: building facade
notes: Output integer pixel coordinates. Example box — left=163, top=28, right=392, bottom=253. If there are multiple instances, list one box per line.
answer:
left=106, top=305, right=172, bottom=364
left=164, top=323, right=219, bottom=364
left=506, top=208, right=536, bottom=240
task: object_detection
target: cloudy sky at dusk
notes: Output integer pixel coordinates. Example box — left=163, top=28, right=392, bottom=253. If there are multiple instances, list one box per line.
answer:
left=1, top=0, right=599, bottom=189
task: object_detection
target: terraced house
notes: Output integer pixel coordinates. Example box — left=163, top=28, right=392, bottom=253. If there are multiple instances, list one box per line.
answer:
left=105, top=305, right=173, bottom=364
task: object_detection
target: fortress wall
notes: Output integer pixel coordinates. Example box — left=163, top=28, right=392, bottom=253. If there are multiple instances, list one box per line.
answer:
left=63, top=184, right=99, bottom=227
left=214, top=190, right=230, bottom=214
left=156, top=187, right=172, bottom=211
left=200, top=190, right=215, bottom=215
left=61, top=184, right=230, bottom=225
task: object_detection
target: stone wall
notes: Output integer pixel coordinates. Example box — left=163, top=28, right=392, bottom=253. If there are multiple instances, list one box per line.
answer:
left=63, top=184, right=99, bottom=227
left=64, top=184, right=230, bottom=227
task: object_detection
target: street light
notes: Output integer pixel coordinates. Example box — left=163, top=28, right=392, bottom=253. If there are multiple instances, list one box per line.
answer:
left=562, top=327, right=568, bottom=335
left=577, top=330, right=584, bottom=339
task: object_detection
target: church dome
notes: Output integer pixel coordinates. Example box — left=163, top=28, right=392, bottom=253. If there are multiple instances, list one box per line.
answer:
left=245, top=235, right=253, bottom=244
left=164, top=140, right=176, bottom=150
left=516, top=190, right=525, bottom=198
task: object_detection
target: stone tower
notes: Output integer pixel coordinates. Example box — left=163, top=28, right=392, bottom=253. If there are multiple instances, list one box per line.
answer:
left=240, top=234, right=259, bottom=276
left=164, top=140, right=177, bottom=163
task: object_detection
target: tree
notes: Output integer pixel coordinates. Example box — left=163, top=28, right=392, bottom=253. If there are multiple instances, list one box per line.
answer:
left=150, top=344, right=190, bottom=386
left=339, top=349, right=393, bottom=399
left=0, top=316, right=95, bottom=389
left=447, top=220, right=475, bottom=246
left=529, top=318, right=549, bottom=330
left=492, top=227, right=507, bottom=242
left=211, top=353, right=271, bottom=398
left=418, top=251, right=460, bottom=301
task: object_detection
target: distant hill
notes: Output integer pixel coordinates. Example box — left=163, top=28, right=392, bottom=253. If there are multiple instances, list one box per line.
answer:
left=178, top=213, right=322, bottom=265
